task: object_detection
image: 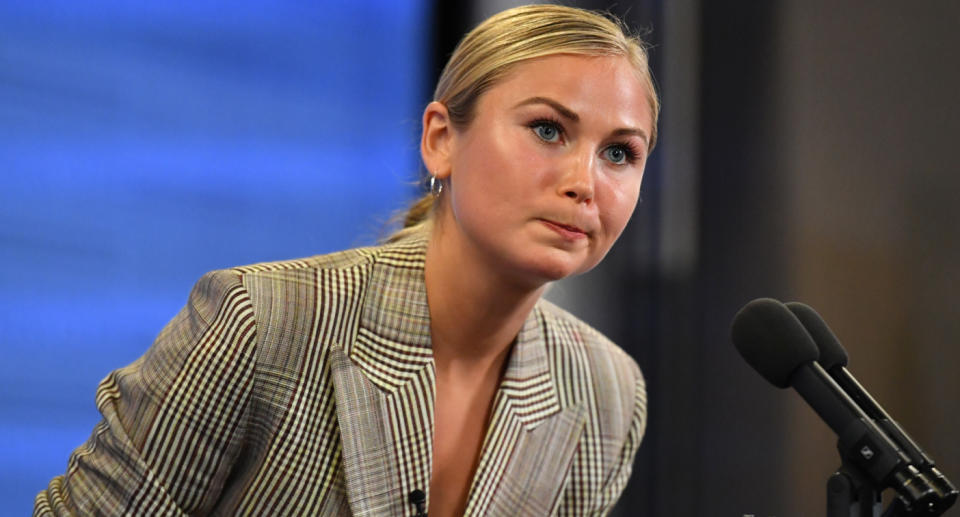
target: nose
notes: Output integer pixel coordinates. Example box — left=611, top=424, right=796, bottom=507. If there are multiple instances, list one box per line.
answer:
left=559, top=150, right=595, bottom=203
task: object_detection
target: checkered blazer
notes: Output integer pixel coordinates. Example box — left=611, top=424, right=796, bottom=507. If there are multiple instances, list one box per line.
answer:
left=35, top=232, right=646, bottom=516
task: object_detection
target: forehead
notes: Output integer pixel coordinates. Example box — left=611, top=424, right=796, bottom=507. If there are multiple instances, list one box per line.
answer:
left=481, top=54, right=653, bottom=129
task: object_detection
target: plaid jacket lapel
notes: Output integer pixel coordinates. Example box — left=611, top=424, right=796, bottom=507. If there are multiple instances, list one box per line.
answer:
left=331, top=236, right=436, bottom=516
left=332, top=234, right=581, bottom=516
left=464, top=304, right=584, bottom=516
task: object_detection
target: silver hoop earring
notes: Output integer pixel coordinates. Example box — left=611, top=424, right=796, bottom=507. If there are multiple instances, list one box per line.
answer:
left=429, top=174, right=443, bottom=198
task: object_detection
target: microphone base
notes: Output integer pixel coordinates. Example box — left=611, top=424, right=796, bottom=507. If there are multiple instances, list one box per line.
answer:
left=827, top=468, right=882, bottom=517
left=827, top=459, right=948, bottom=517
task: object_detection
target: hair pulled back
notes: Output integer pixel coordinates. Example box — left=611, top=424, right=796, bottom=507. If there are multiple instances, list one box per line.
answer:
left=390, top=4, right=659, bottom=242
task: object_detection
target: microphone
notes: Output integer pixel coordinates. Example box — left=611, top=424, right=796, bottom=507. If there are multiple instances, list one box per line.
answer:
left=786, top=301, right=957, bottom=513
left=731, top=298, right=939, bottom=510
left=408, top=489, right=427, bottom=517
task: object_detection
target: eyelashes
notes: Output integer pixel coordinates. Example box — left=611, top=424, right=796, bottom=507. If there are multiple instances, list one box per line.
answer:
left=526, top=117, right=642, bottom=165
left=603, top=143, right=638, bottom=164
left=528, top=117, right=564, bottom=143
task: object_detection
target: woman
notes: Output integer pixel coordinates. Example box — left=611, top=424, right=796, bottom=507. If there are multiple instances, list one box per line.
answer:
left=35, top=4, right=658, bottom=516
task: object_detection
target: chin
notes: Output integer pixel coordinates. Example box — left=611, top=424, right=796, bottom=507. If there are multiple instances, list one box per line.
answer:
left=520, top=252, right=594, bottom=284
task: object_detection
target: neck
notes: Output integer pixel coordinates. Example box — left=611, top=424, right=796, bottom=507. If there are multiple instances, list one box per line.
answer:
left=424, top=216, right=546, bottom=374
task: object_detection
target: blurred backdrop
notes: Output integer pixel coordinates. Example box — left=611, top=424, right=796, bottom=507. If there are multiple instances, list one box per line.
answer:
left=2, top=1, right=958, bottom=516
left=0, top=1, right=429, bottom=514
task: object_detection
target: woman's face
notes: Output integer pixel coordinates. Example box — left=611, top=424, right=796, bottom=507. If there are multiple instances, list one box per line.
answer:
left=435, top=54, right=654, bottom=287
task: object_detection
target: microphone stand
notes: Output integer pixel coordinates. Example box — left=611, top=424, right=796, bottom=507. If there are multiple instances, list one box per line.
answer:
left=826, top=449, right=946, bottom=517
left=827, top=458, right=882, bottom=517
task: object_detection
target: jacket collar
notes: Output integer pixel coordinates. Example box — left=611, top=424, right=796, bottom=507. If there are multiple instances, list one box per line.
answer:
left=351, top=231, right=561, bottom=423
left=331, top=231, right=578, bottom=516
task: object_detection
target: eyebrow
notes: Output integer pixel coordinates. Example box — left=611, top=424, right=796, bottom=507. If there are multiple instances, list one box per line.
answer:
left=514, top=96, right=579, bottom=122
left=513, top=96, right=650, bottom=146
left=612, top=127, right=650, bottom=147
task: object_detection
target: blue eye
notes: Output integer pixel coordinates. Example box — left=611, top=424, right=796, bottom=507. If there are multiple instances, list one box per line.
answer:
left=603, top=145, right=634, bottom=165
left=532, top=122, right=561, bottom=142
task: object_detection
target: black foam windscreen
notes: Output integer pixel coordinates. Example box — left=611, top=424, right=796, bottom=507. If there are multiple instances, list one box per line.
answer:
left=731, top=298, right=819, bottom=388
left=785, top=301, right=849, bottom=370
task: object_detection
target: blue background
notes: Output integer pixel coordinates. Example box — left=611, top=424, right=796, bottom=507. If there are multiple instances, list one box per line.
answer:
left=0, top=1, right=427, bottom=513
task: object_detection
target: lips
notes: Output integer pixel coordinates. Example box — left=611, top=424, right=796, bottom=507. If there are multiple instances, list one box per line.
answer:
left=540, top=218, right=589, bottom=240
left=548, top=220, right=586, bottom=234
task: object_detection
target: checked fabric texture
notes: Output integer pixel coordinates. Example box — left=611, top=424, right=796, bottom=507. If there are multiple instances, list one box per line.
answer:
left=34, top=232, right=647, bottom=516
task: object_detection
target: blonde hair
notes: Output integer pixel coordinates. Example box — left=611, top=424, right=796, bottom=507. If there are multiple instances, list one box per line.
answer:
left=389, top=4, right=659, bottom=242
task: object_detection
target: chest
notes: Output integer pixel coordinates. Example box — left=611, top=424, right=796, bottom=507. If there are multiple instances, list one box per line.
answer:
left=324, top=343, right=598, bottom=516
left=429, top=373, right=501, bottom=517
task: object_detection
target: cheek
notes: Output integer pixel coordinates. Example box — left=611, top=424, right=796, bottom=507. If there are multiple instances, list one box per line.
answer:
left=491, top=131, right=550, bottom=182
left=474, top=135, right=553, bottom=200
left=512, top=136, right=550, bottom=170
left=597, top=176, right=642, bottom=237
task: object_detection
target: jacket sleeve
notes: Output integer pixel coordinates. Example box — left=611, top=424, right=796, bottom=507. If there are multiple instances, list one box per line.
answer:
left=593, top=367, right=647, bottom=516
left=34, top=270, right=259, bottom=516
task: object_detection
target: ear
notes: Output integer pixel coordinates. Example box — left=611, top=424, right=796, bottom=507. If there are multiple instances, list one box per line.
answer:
left=420, top=101, right=455, bottom=180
